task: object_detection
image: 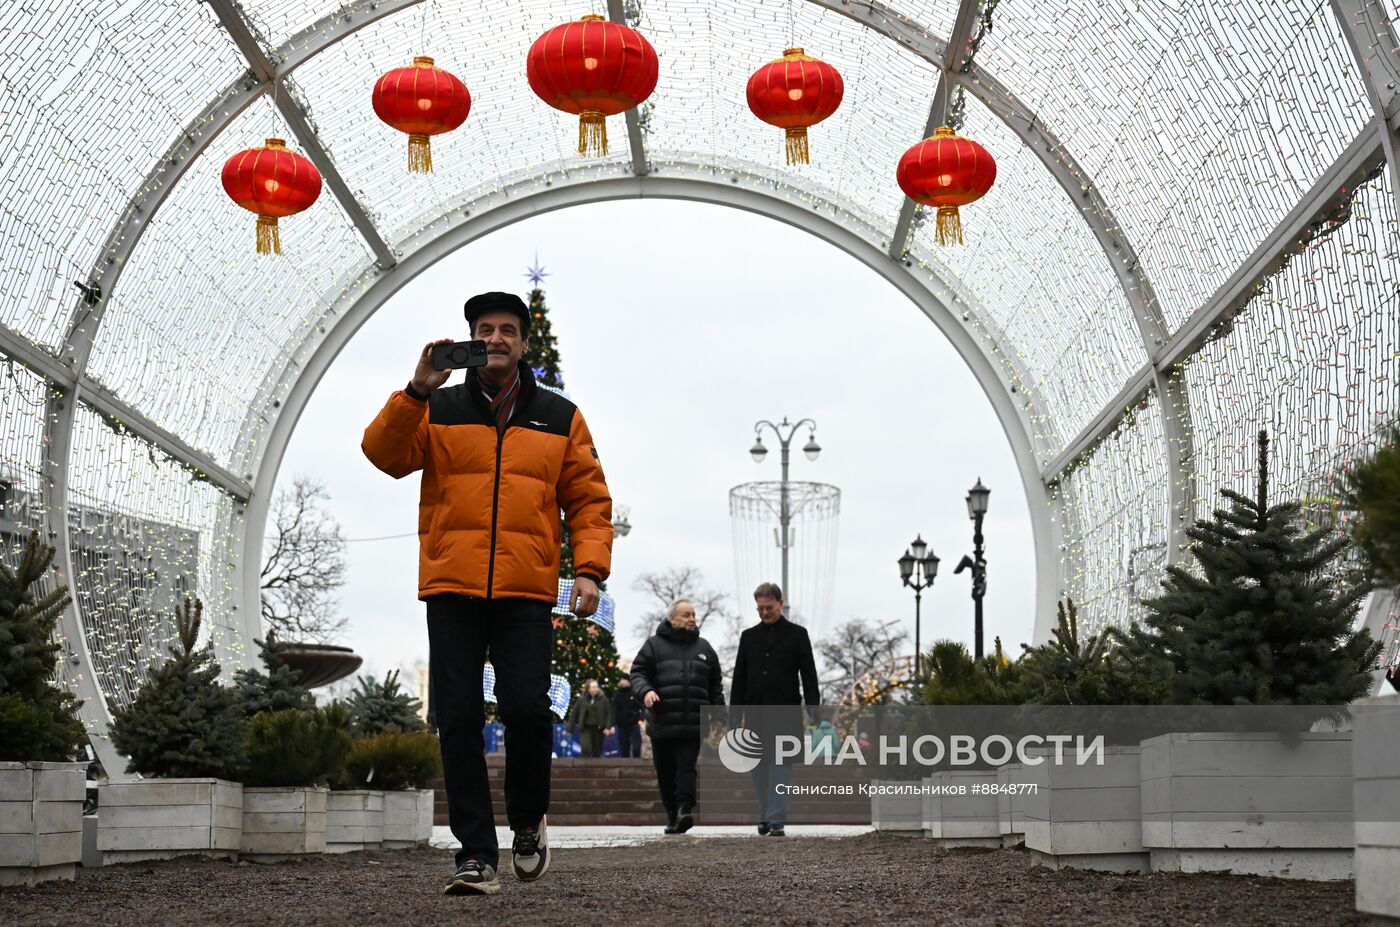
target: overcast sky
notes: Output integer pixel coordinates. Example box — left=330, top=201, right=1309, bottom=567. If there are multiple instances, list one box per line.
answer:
left=275, top=198, right=1037, bottom=690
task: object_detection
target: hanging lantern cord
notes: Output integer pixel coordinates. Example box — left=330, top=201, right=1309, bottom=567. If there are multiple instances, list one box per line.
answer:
left=256, top=215, right=281, bottom=255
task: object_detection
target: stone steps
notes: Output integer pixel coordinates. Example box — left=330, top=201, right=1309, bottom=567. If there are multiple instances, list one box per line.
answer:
left=430, top=754, right=873, bottom=826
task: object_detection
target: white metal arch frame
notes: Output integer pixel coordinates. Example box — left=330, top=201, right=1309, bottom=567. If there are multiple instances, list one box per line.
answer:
left=230, top=166, right=1064, bottom=657
left=22, top=0, right=1400, bottom=772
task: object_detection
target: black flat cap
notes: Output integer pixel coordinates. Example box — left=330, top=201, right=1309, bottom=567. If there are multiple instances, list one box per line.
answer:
left=464, top=291, right=530, bottom=335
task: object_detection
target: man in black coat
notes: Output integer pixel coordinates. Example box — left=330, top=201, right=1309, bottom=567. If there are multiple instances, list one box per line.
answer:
left=609, top=676, right=642, bottom=758
left=629, top=598, right=725, bottom=834
left=729, top=582, right=820, bottom=837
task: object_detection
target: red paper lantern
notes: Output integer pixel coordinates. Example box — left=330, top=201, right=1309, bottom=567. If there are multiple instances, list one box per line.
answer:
left=896, top=126, right=996, bottom=246
left=527, top=13, right=659, bottom=156
left=746, top=48, right=844, bottom=165
left=372, top=56, right=472, bottom=173
left=221, top=138, right=322, bottom=255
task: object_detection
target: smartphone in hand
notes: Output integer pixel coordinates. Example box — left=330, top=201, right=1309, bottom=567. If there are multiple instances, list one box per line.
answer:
left=430, top=340, right=489, bottom=371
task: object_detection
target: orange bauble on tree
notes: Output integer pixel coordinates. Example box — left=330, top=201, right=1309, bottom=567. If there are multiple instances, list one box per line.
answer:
left=746, top=48, right=844, bottom=165
left=896, top=126, right=996, bottom=245
left=526, top=13, right=659, bottom=156
left=221, top=138, right=322, bottom=255
left=372, top=56, right=472, bottom=173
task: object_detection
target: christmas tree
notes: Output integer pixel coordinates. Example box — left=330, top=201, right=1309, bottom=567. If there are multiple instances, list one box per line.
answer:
left=522, top=256, right=564, bottom=390
left=108, top=597, right=248, bottom=779
left=1120, top=430, right=1380, bottom=705
left=0, top=530, right=85, bottom=762
left=345, top=669, right=425, bottom=735
left=910, top=639, right=1020, bottom=705
left=234, top=634, right=315, bottom=717
left=520, top=256, right=620, bottom=697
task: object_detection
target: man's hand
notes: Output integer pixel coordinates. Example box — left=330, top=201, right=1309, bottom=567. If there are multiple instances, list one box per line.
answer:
left=643, top=691, right=660, bottom=708
left=409, top=339, right=454, bottom=396
left=604, top=727, right=615, bottom=736
left=570, top=576, right=601, bottom=617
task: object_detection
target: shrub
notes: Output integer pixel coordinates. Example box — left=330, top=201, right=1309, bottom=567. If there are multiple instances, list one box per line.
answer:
left=109, top=598, right=247, bottom=779
left=340, top=731, right=441, bottom=791
left=0, top=530, right=84, bottom=761
left=234, top=636, right=314, bottom=717
left=345, top=670, right=425, bottom=736
left=243, top=708, right=351, bottom=787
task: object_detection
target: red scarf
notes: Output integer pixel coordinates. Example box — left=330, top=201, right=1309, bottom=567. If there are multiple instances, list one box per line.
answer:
left=479, top=369, right=521, bottom=435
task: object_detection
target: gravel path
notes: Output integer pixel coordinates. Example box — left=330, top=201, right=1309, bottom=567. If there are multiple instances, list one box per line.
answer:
left=0, top=834, right=1364, bottom=927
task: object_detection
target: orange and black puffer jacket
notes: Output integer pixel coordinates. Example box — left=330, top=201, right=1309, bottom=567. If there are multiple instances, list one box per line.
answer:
left=361, top=364, right=612, bottom=602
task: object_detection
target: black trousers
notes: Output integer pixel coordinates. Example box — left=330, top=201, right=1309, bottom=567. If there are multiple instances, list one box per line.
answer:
left=578, top=725, right=604, bottom=757
left=618, top=723, right=642, bottom=757
left=652, top=737, right=701, bottom=813
left=428, top=595, right=554, bottom=870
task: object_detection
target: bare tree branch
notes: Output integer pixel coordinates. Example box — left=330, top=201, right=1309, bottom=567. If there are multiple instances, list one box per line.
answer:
left=260, top=475, right=348, bottom=643
left=816, top=617, right=909, bottom=701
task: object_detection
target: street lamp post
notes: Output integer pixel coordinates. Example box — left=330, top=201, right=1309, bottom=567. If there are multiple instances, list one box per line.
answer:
left=953, top=478, right=990, bottom=659
left=611, top=505, right=632, bottom=539
left=898, top=535, right=940, bottom=681
left=750, top=417, right=820, bottom=613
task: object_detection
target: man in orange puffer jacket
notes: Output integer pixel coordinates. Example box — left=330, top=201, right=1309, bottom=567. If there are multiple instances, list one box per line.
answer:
left=362, top=291, right=612, bottom=897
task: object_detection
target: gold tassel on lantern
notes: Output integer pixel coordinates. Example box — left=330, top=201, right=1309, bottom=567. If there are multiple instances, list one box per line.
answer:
left=408, top=133, right=433, bottom=173
left=256, top=215, right=281, bottom=255
left=578, top=111, right=608, bottom=156
left=935, top=205, right=964, bottom=246
left=785, top=126, right=810, bottom=165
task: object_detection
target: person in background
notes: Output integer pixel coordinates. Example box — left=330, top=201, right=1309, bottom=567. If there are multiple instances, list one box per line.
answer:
left=609, top=676, right=643, bottom=758
left=630, top=598, right=725, bottom=834
left=567, top=678, right=612, bottom=758
left=729, top=582, right=820, bottom=838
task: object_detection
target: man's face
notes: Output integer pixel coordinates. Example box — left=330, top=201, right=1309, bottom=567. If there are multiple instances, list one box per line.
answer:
left=472, top=310, right=527, bottom=376
left=587, top=680, right=601, bottom=696
left=755, top=596, right=783, bottom=624
left=670, top=603, right=698, bottom=630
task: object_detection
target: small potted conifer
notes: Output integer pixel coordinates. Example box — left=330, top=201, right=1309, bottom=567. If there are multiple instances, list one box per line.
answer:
left=0, top=531, right=88, bottom=886
left=239, top=705, right=351, bottom=860
left=332, top=671, right=439, bottom=850
left=102, top=597, right=247, bottom=863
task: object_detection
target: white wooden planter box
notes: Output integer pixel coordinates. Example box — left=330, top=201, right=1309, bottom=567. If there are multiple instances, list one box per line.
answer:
left=0, top=761, right=86, bottom=886
left=97, top=778, right=241, bottom=864
left=1141, top=731, right=1353, bottom=880
left=326, top=790, right=384, bottom=853
left=869, top=779, right=924, bottom=833
left=922, top=770, right=1000, bottom=847
left=1354, top=694, right=1400, bottom=918
left=997, top=762, right=1024, bottom=847
left=241, top=786, right=327, bottom=859
left=1023, top=745, right=1147, bottom=873
left=382, top=789, right=434, bottom=849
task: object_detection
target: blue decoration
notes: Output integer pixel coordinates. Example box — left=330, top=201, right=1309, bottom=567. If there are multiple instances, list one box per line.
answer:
left=553, top=577, right=614, bottom=634
left=524, top=252, right=550, bottom=287
left=483, top=662, right=572, bottom=718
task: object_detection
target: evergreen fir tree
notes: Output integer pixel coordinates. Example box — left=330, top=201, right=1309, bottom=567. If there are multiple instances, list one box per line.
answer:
left=1121, top=431, right=1380, bottom=705
left=108, top=598, right=248, bottom=779
left=234, top=634, right=314, bottom=717
left=0, top=530, right=84, bottom=761
left=551, top=614, right=620, bottom=696
left=1342, top=425, right=1400, bottom=590
left=346, top=669, right=426, bottom=735
left=522, top=285, right=565, bottom=390
left=1016, top=599, right=1164, bottom=705
left=516, top=268, right=620, bottom=695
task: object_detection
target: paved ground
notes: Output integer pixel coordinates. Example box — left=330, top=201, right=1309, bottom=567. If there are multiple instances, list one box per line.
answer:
left=0, top=831, right=1365, bottom=926
left=431, top=823, right=873, bottom=849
